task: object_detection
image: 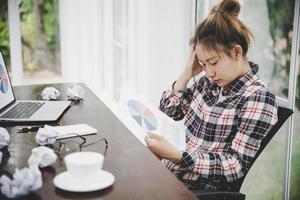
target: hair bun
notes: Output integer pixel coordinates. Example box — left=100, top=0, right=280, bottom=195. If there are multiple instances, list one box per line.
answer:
left=216, top=0, right=240, bottom=17
left=194, top=0, right=253, bottom=56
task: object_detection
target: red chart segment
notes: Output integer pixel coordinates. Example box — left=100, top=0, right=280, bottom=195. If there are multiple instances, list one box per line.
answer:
left=127, top=100, right=158, bottom=131
left=0, top=64, right=9, bottom=94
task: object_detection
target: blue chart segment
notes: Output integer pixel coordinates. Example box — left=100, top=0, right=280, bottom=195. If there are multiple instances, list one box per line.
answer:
left=0, top=64, right=9, bottom=94
left=127, top=100, right=158, bottom=131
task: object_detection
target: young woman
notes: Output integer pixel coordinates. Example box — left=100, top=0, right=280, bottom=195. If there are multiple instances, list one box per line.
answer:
left=145, top=0, right=278, bottom=191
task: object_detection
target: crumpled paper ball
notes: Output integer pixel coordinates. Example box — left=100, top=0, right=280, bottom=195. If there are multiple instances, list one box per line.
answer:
left=28, top=146, right=57, bottom=168
left=0, top=127, right=10, bottom=149
left=41, top=87, right=60, bottom=100
left=0, top=165, right=42, bottom=198
left=67, top=84, right=84, bottom=101
left=35, top=125, right=58, bottom=145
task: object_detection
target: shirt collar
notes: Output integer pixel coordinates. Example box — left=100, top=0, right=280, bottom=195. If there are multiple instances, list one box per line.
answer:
left=205, top=62, right=259, bottom=97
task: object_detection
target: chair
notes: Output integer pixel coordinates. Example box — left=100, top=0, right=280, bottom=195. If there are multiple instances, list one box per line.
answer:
left=193, top=105, right=294, bottom=200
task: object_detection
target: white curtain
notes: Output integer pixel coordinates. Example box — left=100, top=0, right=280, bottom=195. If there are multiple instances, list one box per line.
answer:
left=59, top=0, right=105, bottom=95
left=59, top=0, right=195, bottom=108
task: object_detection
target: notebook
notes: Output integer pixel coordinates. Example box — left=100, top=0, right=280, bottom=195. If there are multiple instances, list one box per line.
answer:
left=49, top=124, right=98, bottom=139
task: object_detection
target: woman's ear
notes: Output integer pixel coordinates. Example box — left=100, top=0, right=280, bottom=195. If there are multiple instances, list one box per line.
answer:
left=230, top=44, right=243, bottom=60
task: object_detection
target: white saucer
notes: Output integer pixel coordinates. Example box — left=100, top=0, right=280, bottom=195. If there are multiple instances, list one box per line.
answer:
left=53, top=170, right=115, bottom=192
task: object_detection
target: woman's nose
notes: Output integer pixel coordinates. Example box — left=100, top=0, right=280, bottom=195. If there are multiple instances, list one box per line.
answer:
left=205, top=68, right=215, bottom=79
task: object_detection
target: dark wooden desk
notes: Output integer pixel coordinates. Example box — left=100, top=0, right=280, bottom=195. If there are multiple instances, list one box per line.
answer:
left=0, top=83, right=197, bottom=200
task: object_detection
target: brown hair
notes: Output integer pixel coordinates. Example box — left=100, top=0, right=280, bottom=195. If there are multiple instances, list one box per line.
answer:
left=192, top=0, right=253, bottom=56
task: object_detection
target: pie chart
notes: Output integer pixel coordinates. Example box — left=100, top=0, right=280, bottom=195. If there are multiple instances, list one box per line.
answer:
left=127, top=100, right=158, bottom=131
left=0, top=64, right=9, bottom=94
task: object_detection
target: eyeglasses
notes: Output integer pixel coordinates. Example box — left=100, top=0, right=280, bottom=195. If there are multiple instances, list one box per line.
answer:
left=39, top=133, right=108, bottom=156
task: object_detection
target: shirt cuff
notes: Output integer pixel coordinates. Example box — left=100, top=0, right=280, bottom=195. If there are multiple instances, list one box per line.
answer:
left=179, top=151, right=195, bottom=171
left=162, top=89, right=184, bottom=103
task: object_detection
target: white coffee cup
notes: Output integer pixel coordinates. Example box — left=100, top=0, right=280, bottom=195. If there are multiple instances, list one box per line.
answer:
left=64, top=151, right=104, bottom=181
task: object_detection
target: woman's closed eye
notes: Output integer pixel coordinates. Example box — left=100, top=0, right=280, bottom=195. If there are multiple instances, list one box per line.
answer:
left=209, top=61, right=218, bottom=65
left=198, top=56, right=218, bottom=66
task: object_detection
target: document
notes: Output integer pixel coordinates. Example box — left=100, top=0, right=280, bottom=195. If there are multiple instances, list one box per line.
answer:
left=118, top=90, right=186, bottom=150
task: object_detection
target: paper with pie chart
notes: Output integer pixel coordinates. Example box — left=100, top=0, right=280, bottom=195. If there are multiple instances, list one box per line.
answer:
left=0, top=63, right=9, bottom=94
left=127, top=100, right=158, bottom=131
left=121, top=97, right=186, bottom=150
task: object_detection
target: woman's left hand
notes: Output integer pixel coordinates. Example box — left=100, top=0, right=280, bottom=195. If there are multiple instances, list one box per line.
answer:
left=145, top=133, right=182, bottom=163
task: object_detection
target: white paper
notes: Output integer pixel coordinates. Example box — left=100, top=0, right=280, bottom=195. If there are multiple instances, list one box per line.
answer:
left=118, top=88, right=186, bottom=150
left=35, top=125, right=59, bottom=145
left=28, top=146, right=57, bottom=168
left=67, top=84, right=84, bottom=100
left=49, top=124, right=97, bottom=139
left=0, top=166, right=42, bottom=198
left=41, top=87, right=60, bottom=100
left=0, top=127, right=10, bottom=149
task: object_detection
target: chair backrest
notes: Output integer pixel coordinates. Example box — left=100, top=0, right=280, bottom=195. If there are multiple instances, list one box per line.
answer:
left=227, top=105, right=294, bottom=192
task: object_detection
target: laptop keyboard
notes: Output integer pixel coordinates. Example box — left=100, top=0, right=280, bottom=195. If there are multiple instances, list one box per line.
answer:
left=1, top=102, right=45, bottom=119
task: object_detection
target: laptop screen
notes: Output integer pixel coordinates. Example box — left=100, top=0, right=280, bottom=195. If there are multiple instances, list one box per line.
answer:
left=0, top=52, right=15, bottom=110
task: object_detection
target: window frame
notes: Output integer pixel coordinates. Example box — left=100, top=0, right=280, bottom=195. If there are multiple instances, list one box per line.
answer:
left=8, top=0, right=23, bottom=85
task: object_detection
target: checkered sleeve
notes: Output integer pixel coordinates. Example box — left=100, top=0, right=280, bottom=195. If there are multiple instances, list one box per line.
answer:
left=159, top=80, right=201, bottom=121
left=178, top=89, right=278, bottom=182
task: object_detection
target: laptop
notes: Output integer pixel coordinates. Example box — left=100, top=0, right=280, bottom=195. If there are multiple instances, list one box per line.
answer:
left=0, top=51, right=70, bottom=123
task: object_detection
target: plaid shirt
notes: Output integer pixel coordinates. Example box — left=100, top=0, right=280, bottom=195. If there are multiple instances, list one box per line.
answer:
left=159, top=62, right=278, bottom=191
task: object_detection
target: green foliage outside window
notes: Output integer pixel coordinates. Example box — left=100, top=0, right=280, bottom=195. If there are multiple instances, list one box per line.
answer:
left=267, top=0, right=294, bottom=99
left=0, top=0, right=10, bottom=69
left=0, top=0, right=60, bottom=72
left=20, top=0, right=60, bottom=72
left=267, top=0, right=300, bottom=110
left=20, top=0, right=58, bottom=50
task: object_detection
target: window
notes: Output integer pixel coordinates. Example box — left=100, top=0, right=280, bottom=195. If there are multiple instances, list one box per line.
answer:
left=240, top=1, right=295, bottom=199
left=244, top=0, right=295, bottom=100
left=4, top=0, right=61, bottom=85
left=19, top=0, right=61, bottom=84
left=196, top=1, right=298, bottom=199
